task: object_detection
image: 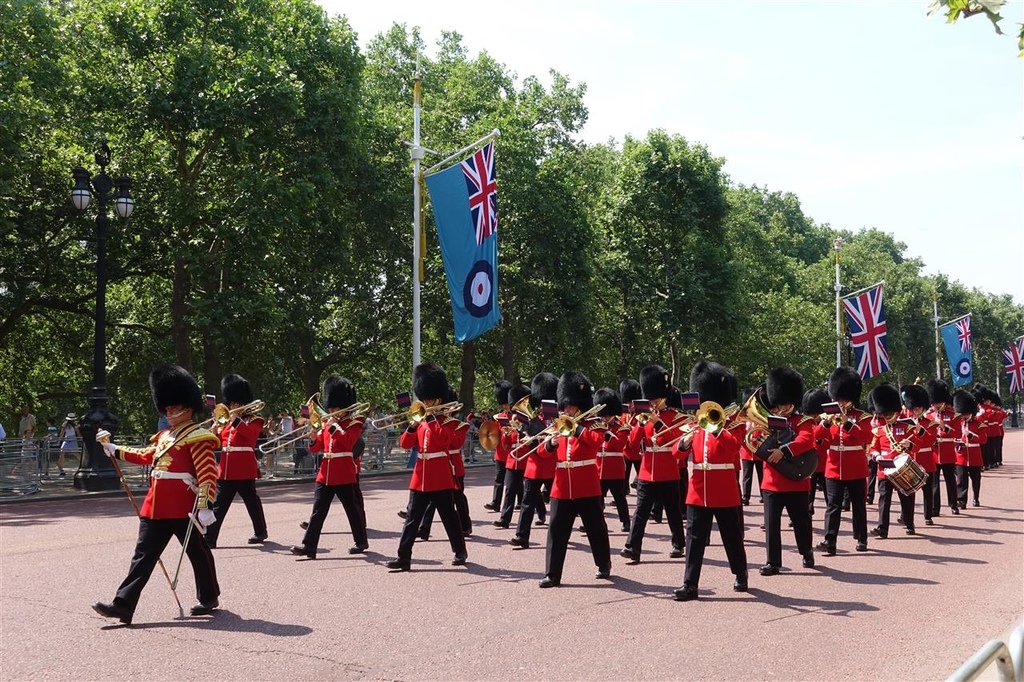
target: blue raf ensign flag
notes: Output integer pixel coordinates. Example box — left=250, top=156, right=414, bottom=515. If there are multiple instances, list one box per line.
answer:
left=424, top=141, right=502, bottom=343
left=940, top=315, right=973, bottom=387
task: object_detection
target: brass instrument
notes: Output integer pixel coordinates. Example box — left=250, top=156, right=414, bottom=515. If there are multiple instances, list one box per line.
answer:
left=477, top=419, right=502, bottom=451
left=742, top=388, right=774, bottom=453
left=511, top=403, right=606, bottom=459
left=369, top=400, right=463, bottom=429
left=510, top=394, right=535, bottom=421
left=258, top=394, right=370, bottom=455
left=695, top=401, right=739, bottom=436
left=198, top=399, right=265, bottom=429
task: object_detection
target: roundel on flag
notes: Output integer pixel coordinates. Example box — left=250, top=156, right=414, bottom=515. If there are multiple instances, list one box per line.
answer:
left=955, top=358, right=972, bottom=379
left=463, top=260, right=494, bottom=318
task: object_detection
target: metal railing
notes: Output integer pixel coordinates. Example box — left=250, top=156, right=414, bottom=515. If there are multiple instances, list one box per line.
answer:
left=948, top=624, right=1024, bottom=682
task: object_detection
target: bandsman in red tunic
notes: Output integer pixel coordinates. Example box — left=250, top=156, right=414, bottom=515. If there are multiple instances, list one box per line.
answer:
left=671, top=360, right=747, bottom=601
left=290, top=376, right=368, bottom=559
left=621, top=365, right=687, bottom=564
left=817, top=367, right=873, bottom=555
left=803, top=388, right=831, bottom=520
left=511, top=375, right=558, bottom=547
left=594, top=388, right=632, bottom=534
left=485, top=380, right=514, bottom=512
left=758, top=367, right=818, bottom=576
left=537, top=371, right=612, bottom=587
left=495, top=378, right=538, bottom=530
left=974, top=385, right=1004, bottom=470
left=619, top=379, right=643, bottom=492
left=92, top=365, right=221, bottom=625
left=386, top=363, right=467, bottom=571
left=418, top=385, right=473, bottom=539
left=901, top=384, right=939, bottom=527
left=926, top=379, right=961, bottom=516
left=868, top=383, right=926, bottom=539
left=204, top=374, right=268, bottom=548
left=953, top=390, right=986, bottom=509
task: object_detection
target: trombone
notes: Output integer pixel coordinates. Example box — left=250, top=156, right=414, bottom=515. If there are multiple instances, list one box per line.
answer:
left=258, top=395, right=370, bottom=454
left=658, top=401, right=738, bottom=450
left=369, top=401, right=462, bottom=429
left=511, top=403, right=605, bottom=459
left=198, top=400, right=265, bottom=429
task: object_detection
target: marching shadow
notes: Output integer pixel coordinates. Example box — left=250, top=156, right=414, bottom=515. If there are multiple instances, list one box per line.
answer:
left=113, top=609, right=313, bottom=636
left=745, top=588, right=880, bottom=619
left=860, top=547, right=988, bottom=566
left=812, top=563, right=940, bottom=586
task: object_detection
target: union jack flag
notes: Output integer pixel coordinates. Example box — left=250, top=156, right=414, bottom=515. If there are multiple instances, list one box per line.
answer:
left=955, top=316, right=972, bottom=352
left=1003, top=336, right=1024, bottom=394
left=461, top=141, right=497, bottom=246
left=842, top=283, right=891, bottom=380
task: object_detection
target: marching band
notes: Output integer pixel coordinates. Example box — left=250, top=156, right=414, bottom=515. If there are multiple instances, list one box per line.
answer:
left=91, top=358, right=1011, bottom=623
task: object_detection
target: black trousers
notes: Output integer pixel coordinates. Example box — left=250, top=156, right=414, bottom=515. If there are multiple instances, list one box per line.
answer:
left=877, top=478, right=915, bottom=533
left=932, top=463, right=959, bottom=513
left=823, top=478, right=867, bottom=545
left=205, top=478, right=267, bottom=545
left=420, top=475, right=472, bottom=536
left=956, top=465, right=982, bottom=506
left=498, top=468, right=526, bottom=526
left=601, top=478, right=631, bottom=529
left=762, top=489, right=812, bottom=567
left=397, top=489, right=466, bottom=561
left=515, top=477, right=550, bottom=542
left=626, top=480, right=684, bottom=555
left=866, top=459, right=878, bottom=503
left=650, top=475, right=687, bottom=524
left=490, top=460, right=506, bottom=506
left=741, top=459, right=763, bottom=503
left=919, top=471, right=936, bottom=521
left=982, top=439, right=996, bottom=468
left=808, top=472, right=828, bottom=515
left=544, top=497, right=610, bottom=583
left=993, top=435, right=1003, bottom=465
left=683, top=505, right=747, bottom=588
left=113, top=517, right=219, bottom=612
left=301, top=482, right=367, bottom=551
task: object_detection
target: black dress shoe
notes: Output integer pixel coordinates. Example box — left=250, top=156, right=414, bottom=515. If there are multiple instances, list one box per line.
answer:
left=925, top=519, right=934, bottom=526
left=299, top=521, right=309, bottom=530
left=802, top=553, right=815, bottom=568
left=92, top=601, right=133, bottom=625
left=514, top=504, right=522, bottom=511
left=951, top=507, right=960, bottom=515
left=669, top=546, right=684, bottom=559
left=483, top=502, right=498, bottom=511
left=397, top=510, right=408, bottom=519
left=462, top=528, right=473, bottom=537
left=673, top=584, right=698, bottom=601
left=539, top=576, right=560, bottom=588
left=247, top=533, right=268, bottom=544
left=905, top=528, right=916, bottom=535
left=385, top=558, right=411, bottom=571
left=855, top=542, right=868, bottom=552
left=415, top=531, right=430, bottom=541
left=973, top=500, right=980, bottom=507
left=492, top=521, right=509, bottom=529
left=595, top=564, right=612, bottom=580
left=816, top=540, right=836, bottom=556
left=620, top=524, right=630, bottom=533
left=190, top=600, right=219, bottom=616
left=206, top=540, right=217, bottom=549
left=733, top=575, right=748, bottom=592
left=619, top=548, right=640, bottom=564
left=451, top=554, right=467, bottom=566
left=508, top=536, right=528, bottom=548
left=896, top=515, right=905, bottom=525
left=869, top=527, right=887, bottom=539
left=348, top=544, right=369, bottom=554
left=759, top=564, right=779, bottom=576
left=289, top=545, right=316, bottom=559
left=535, top=518, right=546, bottom=526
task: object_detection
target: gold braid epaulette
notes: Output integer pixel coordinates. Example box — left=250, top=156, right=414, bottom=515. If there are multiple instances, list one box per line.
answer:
left=796, top=415, right=815, bottom=426
left=115, top=444, right=155, bottom=462
left=176, top=427, right=220, bottom=447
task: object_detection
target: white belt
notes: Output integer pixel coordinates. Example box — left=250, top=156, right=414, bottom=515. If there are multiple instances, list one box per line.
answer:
left=150, top=470, right=196, bottom=485
left=647, top=446, right=675, bottom=453
left=419, top=451, right=449, bottom=461
left=323, top=451, right=354, bottom=459
left=830, top=445, right=865, bottom=452
left=447, top=449, right=462, bottom=456
left=917, top=448, right=932, bottom=453
left=599, top=451, right=624, bottom=458
left=557, top=459, right=597, bottom=469
left=695, top=462, right=734, bottom=471
left=937, top=438, right=955, bottom=443
left=222, top=446, right=254, bottom=452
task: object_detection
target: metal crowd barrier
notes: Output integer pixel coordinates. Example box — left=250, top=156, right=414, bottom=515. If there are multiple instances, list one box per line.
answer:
left=948, top=623, right=1024, bottom=682
left=0, top=440, right=41, bottom=498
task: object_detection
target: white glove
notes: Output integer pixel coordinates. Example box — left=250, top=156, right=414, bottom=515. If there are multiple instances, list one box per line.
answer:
left=197, top=509, right=216, bottom=529
left=101, top=442, right=117, bottom=458
left=96, top=430, right=116, bottom=458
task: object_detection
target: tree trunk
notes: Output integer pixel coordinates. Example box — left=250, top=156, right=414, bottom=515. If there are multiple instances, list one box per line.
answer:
left=459, top=340, right=476, bottom=416
left=670, top=339, right=680, bottom=387
left=171, top=255, right=193, bottom=371
left=201, top=324, right=221, bottom=400
left=502, top=327, right=516, bottom=382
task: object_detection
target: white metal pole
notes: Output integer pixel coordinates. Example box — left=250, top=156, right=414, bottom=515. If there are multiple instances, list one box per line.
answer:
left=934, top=294, right=941, bottom=380
left=411, top=69, right=423, bottom=373
left=834, top=238, right=843, bottom=367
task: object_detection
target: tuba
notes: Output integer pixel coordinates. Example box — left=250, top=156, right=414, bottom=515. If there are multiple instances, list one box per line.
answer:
left=742, top=387, right=817, bottom=482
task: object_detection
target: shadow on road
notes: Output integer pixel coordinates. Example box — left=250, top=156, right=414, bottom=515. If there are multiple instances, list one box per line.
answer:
left=746, top=587, right=880, bottom=619
left=118, top=609, right=313, bottom=635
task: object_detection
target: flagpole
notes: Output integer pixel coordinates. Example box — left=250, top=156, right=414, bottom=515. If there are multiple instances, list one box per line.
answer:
left=411, top=67, right=423, bottom=372
left=933, top=291, right=941, bottom=380
left=938, top=312, right=972, bottom=327
left=424, top=129, right=501, bottom=175
left=842, top=280, right=885, bottom=300
left=833, top=238, right=843, bottom=367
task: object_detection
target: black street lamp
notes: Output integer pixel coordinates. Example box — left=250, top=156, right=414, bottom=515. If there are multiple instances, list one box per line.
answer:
left=70, top=144, right=134, bottom=491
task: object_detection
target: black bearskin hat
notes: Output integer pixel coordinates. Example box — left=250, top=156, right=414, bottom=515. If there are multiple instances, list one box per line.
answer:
left=688, top=360, right=736, bottom=407
left=619, top=379, right=642, bottom=406
left=508, top=384, right=531, bottom=411
left=828, top=367, right=862, bottom=404
left=221, top=374, right=254, bottom=406
left=494, top=380, right=513, bottom=406
left=412, top=362, right=448, bottom=402
left=666, top=386, right=682, bottom=409
left=868, top=383, right=901, bottom=415
left=801, top=388, right=831, bottom=416
left=953, top=389, right=978, bottom=416
left=901, top=384, right=929, bottom=410
left=447, top=384, right=459, bottom=404
left=557, top=371, right=594, bottom=411
left=925, top=379, right=952, bottom=405
left=323, top=376, right=356, bottom=410
left=973, top=384, right=997, bottom=405
left=150, top=364, right=204, bottom=415
left=766, top=367, right=804, bottom=409
left=594, top=388, right=623, bottom=417
left=530, top=372, right=559, bottom=409
left=639, top=365, right=671, bottom=400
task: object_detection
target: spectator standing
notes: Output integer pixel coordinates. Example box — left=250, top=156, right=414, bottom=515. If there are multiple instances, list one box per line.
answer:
left=57, top=414, right=81, bottom=478
left=42, top=418, right=58, bottom=477
left=19, top=406, right=36, bottom=439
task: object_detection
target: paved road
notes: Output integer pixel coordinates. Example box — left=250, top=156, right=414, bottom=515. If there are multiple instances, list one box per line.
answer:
left=2, top=432, right=1022, bottom=681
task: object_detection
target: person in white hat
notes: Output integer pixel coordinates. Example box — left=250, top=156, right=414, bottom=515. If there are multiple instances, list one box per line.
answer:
left=57, top=413, right=81, bottom=478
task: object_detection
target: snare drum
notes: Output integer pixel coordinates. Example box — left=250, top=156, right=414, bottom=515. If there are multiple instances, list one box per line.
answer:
left=885, top=454, right=928, bottom=496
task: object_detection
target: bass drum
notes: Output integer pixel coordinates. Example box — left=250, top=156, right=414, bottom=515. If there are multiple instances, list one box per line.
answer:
left=885, top=454, right=928, bottom=496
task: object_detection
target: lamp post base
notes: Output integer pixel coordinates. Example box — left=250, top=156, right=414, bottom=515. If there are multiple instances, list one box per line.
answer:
left=74, top=396, right=120, bottom=492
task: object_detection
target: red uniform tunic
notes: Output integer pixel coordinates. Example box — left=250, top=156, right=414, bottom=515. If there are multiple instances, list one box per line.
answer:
left=901, top=412, right=938, bottom=473
left=117, top=425, right=219, bottom=519
left=821, top=410, right=873, bottom=480
left=524, top=434, right=558, bottom=480
left=399, top=418, right=456, bottom=492
left=954, top=417, right=986, bottom=467
left=444, top=417, right=470, bottom=478
left=760, top=415, right=816, bottom=493
left=503, top=424, right=530, bottom=472
left=309, top=416, right=365, bottom=486
left=598, top=422, right=630, bottom=481
left=540, top=424, right=606, bottom=499
left=628, top=408, right=688, bottom=482
left=869, top=419, right=924, bottom=479
left=927, top=405, right=961, bottom=466
left=217, top=416, right=264, bottom=480
left=682, top=428, right=742, bottom=507
left=493, top=410, right=511, bottom=464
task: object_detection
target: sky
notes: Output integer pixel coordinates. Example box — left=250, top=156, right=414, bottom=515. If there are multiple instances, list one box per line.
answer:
left=319, top=0, right=1023, bottom=305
